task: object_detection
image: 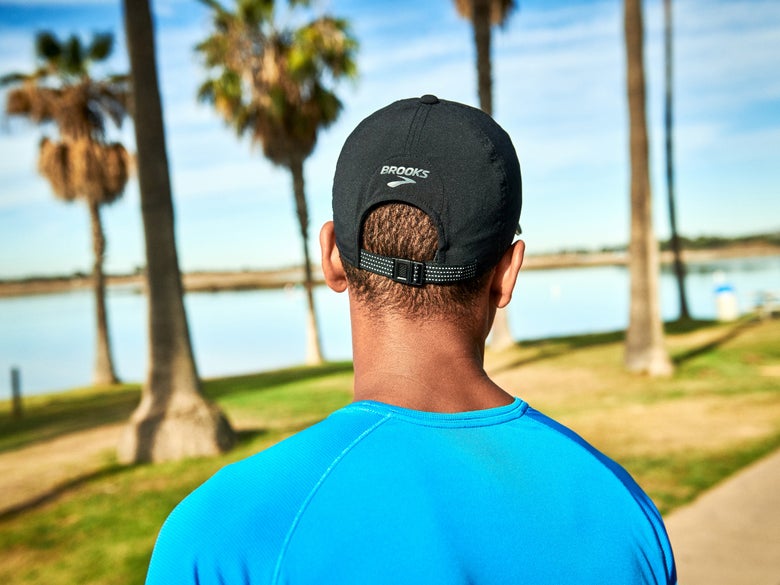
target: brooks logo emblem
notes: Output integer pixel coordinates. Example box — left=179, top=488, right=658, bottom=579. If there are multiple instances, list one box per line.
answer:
left=380, top=165, right=430, bottom=188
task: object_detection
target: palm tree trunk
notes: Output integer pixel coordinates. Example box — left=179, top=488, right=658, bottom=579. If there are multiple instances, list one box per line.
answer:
left=118, top=0, right=235, bottom=463
left=290, top=158, right=324, bottom=365
left=472, top=0, right=493, bottom=116
left=664, top=0, right=690, bottom=321
left=489, top=309, right=514, bottom=350
left=87, top=199, right=119, bottom=386
left=623, top=0, right=673, bottom=376
left=469, top=0, right=513, bottom=348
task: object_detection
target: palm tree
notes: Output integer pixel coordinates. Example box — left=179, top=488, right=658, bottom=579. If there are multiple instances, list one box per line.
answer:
left=623, top=0, right=673, bottom=376
left=663, top=0, right=690, bottom=321
left=118, top=0, right=235, bottom=463
left=1, top=32, right=130, bottom=386
left=453, top=0, right=517, bottom=116
left=196, top=0, right=358, bottom=365
left=454, top=0, right=517, bottom=350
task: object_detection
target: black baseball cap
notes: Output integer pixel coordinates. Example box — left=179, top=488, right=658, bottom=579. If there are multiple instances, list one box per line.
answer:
left=332, top=94, right=522, bottom=287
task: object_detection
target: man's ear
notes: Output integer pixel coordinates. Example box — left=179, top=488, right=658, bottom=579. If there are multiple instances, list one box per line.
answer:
left=320, top=221, right=348, bottom=293
left=490, top=240, right=525, bottom=309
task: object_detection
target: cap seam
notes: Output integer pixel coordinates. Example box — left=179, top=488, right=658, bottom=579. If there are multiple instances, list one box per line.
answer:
left=451, top=102, right=511, bottom=264
left=405, top=102, right=424, bottom=152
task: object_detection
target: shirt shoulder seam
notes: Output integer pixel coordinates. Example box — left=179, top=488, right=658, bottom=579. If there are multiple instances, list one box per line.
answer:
left=271, top=413, right=391, bottom=583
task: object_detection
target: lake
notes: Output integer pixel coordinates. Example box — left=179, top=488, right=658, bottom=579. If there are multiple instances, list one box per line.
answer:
left=2, top=255, right=778, bottom=398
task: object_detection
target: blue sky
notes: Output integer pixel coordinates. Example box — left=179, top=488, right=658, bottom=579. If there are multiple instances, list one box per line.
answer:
left=0, top=0, right=778, bottom=278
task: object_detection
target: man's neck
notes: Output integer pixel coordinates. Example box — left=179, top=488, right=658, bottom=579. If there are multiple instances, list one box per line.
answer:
left=349, top=307, right=513, bottom=413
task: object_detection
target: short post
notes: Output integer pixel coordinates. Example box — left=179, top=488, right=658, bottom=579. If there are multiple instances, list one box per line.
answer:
left=11, top=366, right=22, bottom=420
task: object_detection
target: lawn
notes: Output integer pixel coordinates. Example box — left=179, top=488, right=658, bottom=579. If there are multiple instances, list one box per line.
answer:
left=0, top=317, right=778, bottom=585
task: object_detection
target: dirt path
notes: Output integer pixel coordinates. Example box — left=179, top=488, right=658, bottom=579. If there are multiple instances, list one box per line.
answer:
left=0, top=423, right=123, bottom=517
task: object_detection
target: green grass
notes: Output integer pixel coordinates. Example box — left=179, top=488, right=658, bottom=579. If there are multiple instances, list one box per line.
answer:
left=0, top=363, right=356, bottom=585
left=0, top=362, right=355, bottom=454
left=1, top=318, right=779, bottom=585
left=620, top=432, right=780, bottom=512
left=0, top=384, right=140, bottom=453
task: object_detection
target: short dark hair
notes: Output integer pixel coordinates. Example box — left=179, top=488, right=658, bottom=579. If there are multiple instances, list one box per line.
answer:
left=342, top=203, right=492, bottom=320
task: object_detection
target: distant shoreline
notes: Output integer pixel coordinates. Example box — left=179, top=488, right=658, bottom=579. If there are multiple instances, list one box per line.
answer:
left=1, top=243, right=778, bottom=298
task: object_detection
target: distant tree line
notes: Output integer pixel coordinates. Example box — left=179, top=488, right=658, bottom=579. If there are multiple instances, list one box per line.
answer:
left=590, top=232, right=780, bottom=255
left=660, top=232, right=780, bottom=250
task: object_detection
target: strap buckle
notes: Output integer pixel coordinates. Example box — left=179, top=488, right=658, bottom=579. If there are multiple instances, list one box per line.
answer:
left=392, top=258, right=425, bottom=287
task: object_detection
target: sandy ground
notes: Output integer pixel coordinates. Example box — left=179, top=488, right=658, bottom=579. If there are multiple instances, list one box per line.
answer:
left=0, top=423, right=124, bottom=517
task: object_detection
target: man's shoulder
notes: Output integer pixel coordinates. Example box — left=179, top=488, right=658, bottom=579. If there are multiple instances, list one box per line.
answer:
left=145, top=405, right=388, bottom=584
left=522, top=406, right=671, bottom=542
left=183, top=404, right=387, bottom=518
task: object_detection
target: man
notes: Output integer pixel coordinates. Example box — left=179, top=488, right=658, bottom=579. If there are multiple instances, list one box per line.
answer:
left=145, top=95, right=677, bottom=584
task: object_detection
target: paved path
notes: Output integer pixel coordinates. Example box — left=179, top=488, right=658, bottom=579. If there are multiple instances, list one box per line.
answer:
left=664, top=448, right=780, bottom=585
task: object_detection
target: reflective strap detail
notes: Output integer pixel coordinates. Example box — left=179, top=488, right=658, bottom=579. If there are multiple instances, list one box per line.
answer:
left=358, top=250, right=477, bottom=286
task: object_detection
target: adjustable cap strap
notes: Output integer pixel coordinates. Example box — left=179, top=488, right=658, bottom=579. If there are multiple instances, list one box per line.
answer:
left=359, top=250, right=478, bottom=287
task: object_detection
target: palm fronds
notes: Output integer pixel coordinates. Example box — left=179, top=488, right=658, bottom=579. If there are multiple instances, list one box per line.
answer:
left=39, top=138, right=130, bottom=205
left=454, top=0, right=517, bottom=25
left=2, top=31, right=132, bottom=205
left=196, top=0, right=357, bottom=167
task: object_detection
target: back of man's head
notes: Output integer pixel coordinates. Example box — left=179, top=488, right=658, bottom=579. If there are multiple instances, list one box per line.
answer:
left=332, top=95, right=522, bottom=320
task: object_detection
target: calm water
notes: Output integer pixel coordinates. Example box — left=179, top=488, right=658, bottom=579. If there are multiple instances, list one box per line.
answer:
left=2, top=256, right=778, bottom=398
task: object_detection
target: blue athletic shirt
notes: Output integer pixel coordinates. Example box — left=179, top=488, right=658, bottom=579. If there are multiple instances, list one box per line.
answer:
left=146, top=397, right=677, bottom=584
